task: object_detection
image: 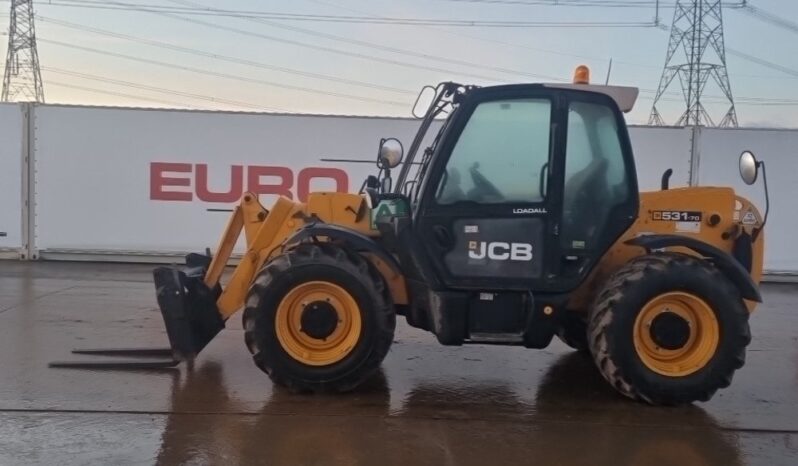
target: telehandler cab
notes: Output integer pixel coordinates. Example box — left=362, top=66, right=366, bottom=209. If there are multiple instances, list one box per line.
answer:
left=54, top=67, right=768, bottom=405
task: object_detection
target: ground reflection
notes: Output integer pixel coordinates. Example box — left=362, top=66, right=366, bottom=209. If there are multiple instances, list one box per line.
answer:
left=154, top=353, right=741, bottom=466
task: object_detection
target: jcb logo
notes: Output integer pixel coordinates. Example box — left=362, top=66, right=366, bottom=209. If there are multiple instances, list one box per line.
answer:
left=468, top=241, right=534, bottom=261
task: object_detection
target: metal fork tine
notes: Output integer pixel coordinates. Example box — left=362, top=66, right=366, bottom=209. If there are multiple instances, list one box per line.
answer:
left=70, top=348, right=175, bottom=358
left=48, top=359, right=180, bottom=370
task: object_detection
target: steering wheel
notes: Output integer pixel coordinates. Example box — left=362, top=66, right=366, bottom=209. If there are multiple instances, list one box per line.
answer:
left=469, top=163, right=504, bottom=201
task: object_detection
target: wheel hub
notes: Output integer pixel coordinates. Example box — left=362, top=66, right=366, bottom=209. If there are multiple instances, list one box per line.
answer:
left=301, top=301, right=339, bottom=340
left=275, top=281, right=362, bottom=366
left=649, top=311, right=691, bottom=350
left=633, top=292, right=720, bottom=377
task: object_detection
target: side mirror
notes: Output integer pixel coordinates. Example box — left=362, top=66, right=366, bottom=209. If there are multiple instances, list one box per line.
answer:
left=739, top=150, right=759, bottom=185
left=378, top=138, right=404, bottom=169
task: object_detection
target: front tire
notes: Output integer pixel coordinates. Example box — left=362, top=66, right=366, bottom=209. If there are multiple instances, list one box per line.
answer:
left=243, top=243, right=395, bottom=393
left=588, top=253, right=751, bottom=405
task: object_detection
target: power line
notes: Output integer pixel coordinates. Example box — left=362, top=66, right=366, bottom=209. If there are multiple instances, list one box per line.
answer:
left=727, top=48, right=798, bottom=79
left=442, top=0, right=746, bottom=8
left=46, top=80, right=201, bottom=109
left=38, top=13, right=557, bottom=84
left=41, top=18, right=796, bottom=109
left=738, top=4, right=798, bottom=36
left=306, top=0, right=798, bottom=101
left=168, top=0, right=563, bottom=81
left=37, top=37, right=411, bottom=107
left=34, top=0, right=798, bottom=112
left=42, top=66, right=286, bottom=111
left=32, top=0, right=642, bottom=81
left=36, top=16, right=416, bottom=96
left=304, top=0, right=662, bottom=70
left=43, top=11, right=664, bottom=108
left=38, top=10, right=510, bottom=83
left=40, top=0, right=677, bottom=90
left=321, top=0, right=787, bottom=82
left=65, top=0, right=788, bottom=91
left=41, top=0, right=660, bottom=27
left=179, top=0, right=654, bottom=75
left=439, top=1, right=798, bottom=80
left=308, top=0, right=798, bottom=85
left=444, top=0, right=666, bottom=7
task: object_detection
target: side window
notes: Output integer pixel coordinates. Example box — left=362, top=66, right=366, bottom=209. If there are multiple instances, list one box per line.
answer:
left=435, top=99, right=551, bottom=204
left=562, top=101, right=630, bottom=249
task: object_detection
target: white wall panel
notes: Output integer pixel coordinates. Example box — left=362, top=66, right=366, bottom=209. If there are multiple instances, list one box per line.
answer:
left=628, top=126, right=694, bottom=191
left=32, top=106, right=426, bottom=254
left=0, top=104, right=24, bottom=256
left=698, top=128, right=798, bottom=273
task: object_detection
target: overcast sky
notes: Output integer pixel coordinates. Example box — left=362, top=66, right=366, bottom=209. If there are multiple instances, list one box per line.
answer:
left=3, top=0, right=797, bottom=126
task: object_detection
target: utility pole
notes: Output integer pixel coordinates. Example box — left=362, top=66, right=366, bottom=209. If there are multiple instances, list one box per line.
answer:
left=2, top=0, right=44, bottom=103
left=649, top=0, right=736, bottom=127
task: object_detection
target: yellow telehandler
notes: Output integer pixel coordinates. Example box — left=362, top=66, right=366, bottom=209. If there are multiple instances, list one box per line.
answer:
left=54, top=67, right=769, bottom=405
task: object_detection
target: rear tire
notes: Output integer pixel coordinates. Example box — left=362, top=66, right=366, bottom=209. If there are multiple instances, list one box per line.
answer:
left=243, top=243, right=395, bottom=393
left=587, top=252, right=751, bottom=405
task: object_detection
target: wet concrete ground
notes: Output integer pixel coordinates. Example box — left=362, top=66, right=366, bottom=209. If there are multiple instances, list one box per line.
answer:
left=1, top=261, right=797, bottom=466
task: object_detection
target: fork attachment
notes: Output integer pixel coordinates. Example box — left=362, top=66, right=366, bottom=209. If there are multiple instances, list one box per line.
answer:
left=49, top=254, right=226, bottom=370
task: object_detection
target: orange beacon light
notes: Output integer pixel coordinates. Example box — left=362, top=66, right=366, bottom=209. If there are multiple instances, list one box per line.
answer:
left=573, top=65, right=590, bottom=84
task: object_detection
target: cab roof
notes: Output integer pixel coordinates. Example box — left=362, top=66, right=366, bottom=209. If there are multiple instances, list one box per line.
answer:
left=543, top=83, right=639, bottom=113
left=464, top=82, right=640, bottom=113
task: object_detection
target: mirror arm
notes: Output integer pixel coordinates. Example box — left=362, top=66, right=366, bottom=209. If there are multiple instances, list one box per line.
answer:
left=382, top=172, right=393, bottom=194
left=753, top=162, right=769, bottom=242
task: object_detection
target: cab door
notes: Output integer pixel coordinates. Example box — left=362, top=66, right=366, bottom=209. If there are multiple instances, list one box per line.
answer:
left=414, top=89, right=563, bottom=291
left=413, top=87, right=638, bottom=293
left=557, top=96, right=638, bottom=285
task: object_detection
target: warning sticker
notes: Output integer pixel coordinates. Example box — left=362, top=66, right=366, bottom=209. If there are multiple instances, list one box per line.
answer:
left=742, top=211, right=757, bottom=225
left=676, top=221, right=701, bottom=233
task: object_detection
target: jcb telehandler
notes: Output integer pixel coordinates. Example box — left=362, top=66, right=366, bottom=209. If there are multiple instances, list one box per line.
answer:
left=55, top=67, right=769, bottom=405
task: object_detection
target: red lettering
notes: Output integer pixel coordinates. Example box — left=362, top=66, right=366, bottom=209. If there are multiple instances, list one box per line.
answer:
left=247, top=166, right=293, bottom=200
left=150, top=163, right=351, bottom=204
left=297, top=167, right=349, bottom=202
left=150, top=162, right=192, bottom=201
left=195, top=164, right=243, bottom=203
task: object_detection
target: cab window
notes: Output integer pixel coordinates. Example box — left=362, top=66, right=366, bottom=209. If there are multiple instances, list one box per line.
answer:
left=561, top=100, right=630, bottom=249
left=435, top=98, right=552, bottom=205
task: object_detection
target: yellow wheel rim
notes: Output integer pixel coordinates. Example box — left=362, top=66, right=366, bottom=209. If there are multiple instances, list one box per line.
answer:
left=275, top=281, right=362, bottom=366
left=633, top=292, right=719, bottom=377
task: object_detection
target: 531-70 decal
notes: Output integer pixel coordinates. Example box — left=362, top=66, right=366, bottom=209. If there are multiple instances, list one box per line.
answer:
left=652, top=210, right=702, bottom=222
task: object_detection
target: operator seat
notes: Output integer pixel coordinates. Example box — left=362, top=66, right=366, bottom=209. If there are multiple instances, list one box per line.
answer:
left=562, top=156, right=609, bottom=247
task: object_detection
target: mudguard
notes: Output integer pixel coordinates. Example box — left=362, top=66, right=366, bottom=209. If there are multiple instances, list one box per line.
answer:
left=286, top=223, right=402, bottom=274
left=626, top=234, right=762, bottom=302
